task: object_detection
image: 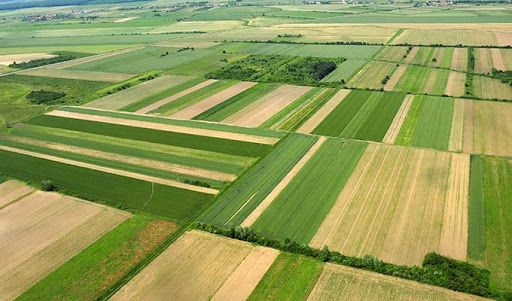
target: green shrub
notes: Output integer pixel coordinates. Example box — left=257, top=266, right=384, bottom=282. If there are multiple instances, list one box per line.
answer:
left=26, top=90, right=66, bottom=104
left=41, top=179, right=56, bottom=191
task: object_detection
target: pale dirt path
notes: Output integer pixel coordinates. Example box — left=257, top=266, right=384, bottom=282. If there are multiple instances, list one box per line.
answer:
left=0, top=180, right=35, bottom=209
left=449, top=99, right=466, bottom=152
left=451, top=48, right=468, bottom=71
left=0, top=53, right=55, bottom=66
left=404, top=47, right=419, bottom=64
left=136, top=79, right=218, bottom=114
left=439, top=153, right=469, bottom=261
left=111, top=230, right=254, bottom=301
left=0, top=206, right=128, bottom=301
left=384, top=64, right=406, bottom=91
left=240, top=137, right=327, bottom=228
left=462, top=100, right=474, bottom=154
left=46, top=110, right=279, bottom=145
left=0, top=145, right=218, bottom=195
left=297, top=89, right=350, bottom=134
left=307, top=263, right=490, bottom=301
left=5, top=136, right=236, bottom=182
left=491, top=48, right=506, bottom=71
left=49, top=46, right=144, bottom=69
left=445, top=71, right=466, bottom=97
left=223, top=85, right=311, bottom=127
left=211, top=246, right=279, bottom=301
left=19, top=68, right=135, bottom=83
left=171, top=82, right=256, bottom=119
left=382, top=95, right=414, bottom=144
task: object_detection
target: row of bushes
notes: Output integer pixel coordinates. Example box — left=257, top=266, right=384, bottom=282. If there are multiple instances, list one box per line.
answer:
left=26, top=90, right=66, bottom=104
left=194, top=223, right=511, bottom=300
left=491, top=69, right=512, bottom=86
left=465, top=47, right=475, bottom=97
left=105, top=73, right=159, bottom=95
left=9, top=54, right=75, bottom=69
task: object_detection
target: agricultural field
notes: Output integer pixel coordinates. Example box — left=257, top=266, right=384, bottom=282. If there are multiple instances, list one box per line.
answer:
left=472, top=75, right=512, bottom=101
left=392, top=65, right=451, bottom=95
left=346, top=61, right=397, bottom=90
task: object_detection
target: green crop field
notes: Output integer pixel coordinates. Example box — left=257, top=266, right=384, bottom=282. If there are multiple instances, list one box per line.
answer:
left=320, top=59, right=367, bottom=83
left=393, top=65, right=450, bottom=95
left=347, top=61, right=397, bottom=90
left=251, top=139, right=367, bottom=243
left=312, top=90, right=405, bottom=142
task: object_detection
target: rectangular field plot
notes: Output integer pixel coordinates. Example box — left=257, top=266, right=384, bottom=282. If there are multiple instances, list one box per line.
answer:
left=451, top=48, right=468, bottom=72
left=310, top=144, right=470, bottom=266
left=0, top=190, right=130, bottom=301
left=409, top=47, right=454, bottom=69
left=250, top=139, right=367, bottom=244
left=475, top=48, right=510, bottom=73
left=311, top=90, right=406, bottom=142
left=472, top=76, right=512, bottom=101
left=347, top=61, right=397, bottom=90
left=0, top=179, right=34, bottom=208
left=392, top=65, right=450, bottom=95
left=374, top=46, right=409, bottom=62
left=307, top=264, right=486, bottom=301
left=83, top=75, right=191, bottom=111
left=111, top=230, right=279, bottom=301
left=320, top=59, right=366, bottom=83
left=19, top=68, right=135, bottom=83
left=395, top=95, right=454, bottom=150
left=469, top=156, right=512, bottom=291
left=391, top=28, right=507, bottom=46
left=17, top=215, right=176, bottom=301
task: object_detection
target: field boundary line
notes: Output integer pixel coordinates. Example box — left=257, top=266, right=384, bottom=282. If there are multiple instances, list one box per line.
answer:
left=383, top=95, right=414, bottom=144
left=46, top=110, right=279, bottom=145
left=297, top=89, right=350, bottom=134
left=0, top=145, right=218, bottom=194
left=240, top=136, right=327, bottom=228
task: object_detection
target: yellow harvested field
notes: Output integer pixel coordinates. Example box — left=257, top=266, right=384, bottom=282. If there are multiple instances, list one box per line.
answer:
left=240, top=137, right=326, bottom=228
left=84, top=75, right=191, bottom=110
left=0, top=191, right=129, bottom=301
left=374, top=46, right=409, bottom=62
left=347, top=61, right=396, bottom=90
left=404, top=47, right=419, bottom=64
left=445, top=71, right=466, bottom=97
left=152, top=21, right=244, bottom=33
left=46, top=109, right=280, bottom=145
left=501, top=49, right=512, bottom=70
left=451, top=48, right=468, bottom=72
left=111, top=230, right=278, bottom=301
left=490, top=48, right=506, bottom=71
left=0, top=53, right=56, bottom=66
left=0, top=180, right=34, bottom=208
left=19, top=68, right=134, bottom=83
left=384, top=64, right=406, bottom=91
left=475, top=48, right=493, bottom=74
left=297, top=89, right=350, bottom=134
left=383, top=95, right=414, bottom=144
left=137, top=79, right=217, bottom=114
left=391, top=27, right=511, bottom=46
left=223, top=84, right=311, bottom=127
left=307, top=264, right=488, bottom=301
left=473, top=75, right=512, bottom=100
left=310, top=144, right=469, bottom=266
left=448, top=99, right=466, bottom=152
left=171, top=82, right=256, bottom=119
left=469, top=101, right=512, bottom=157
left=113, top=17, right=139, bottom=23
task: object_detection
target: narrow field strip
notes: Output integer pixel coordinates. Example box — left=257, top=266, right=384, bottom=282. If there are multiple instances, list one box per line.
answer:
left=0, top=145, right=218, bottom=194
left=382, top=95, right=414, bottom=144
left=404, top=47, right=419, bottom=64
left=491, top=48, right=506, bottom=71
left=384, top=64, right=406, bottom=91
left=449, top=99, right=466, bottom=152
left=136, top=79, right=217, bottom=114
left=471, top=101, right=512, bottom=157
left=0, top=180, right=35, bottom=209
left=19, top=68, right=135, bottom=83
left=241, top=137, right=327, bottom=228
left=3, top=135, right=236, bottom=182
left=445, top=71, right=466, bottom=97
left=223, top=85, right=311, bottom=127
left=462, top=100, right=474, bottom=154
left=46, top=110, right=279, bottom=145
left=307, top=264, right=487, bottom=301
left=51, top=46, right=143, bottom=69
left=211, top=247, right=279, bottom=301
left=83, top=75, right=191, bottom=111
left=297, top=89, right=350, bottom=134
left=171, top=81, right=256, bottom=119
left=451, top=48, right=468, bottom=72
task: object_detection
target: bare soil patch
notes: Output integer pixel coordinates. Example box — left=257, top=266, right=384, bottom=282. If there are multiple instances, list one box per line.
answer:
left=0, top=180, right=34, bottom=209
left=451, top=48, right=468, bottom=71
left=384, top=64, right=406, bottom=91
left=0, top=53, right=56, bottom=66
left=491, top=48, right=506, bottom=71
left=404, top=47, right=419, bottom=64
left=445, top=71, right=466, bottom=97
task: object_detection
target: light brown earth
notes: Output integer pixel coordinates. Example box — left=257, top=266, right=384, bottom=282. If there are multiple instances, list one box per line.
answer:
left=297, top=89, right=350, bottom=134
left=471, top=101, right=512, bottom=157
left=384, top=64, right=406, bottom=91
left=495, top=32, right=512, bottom=47
left=451, top=48, right=468, bottom=71
left=49, top=46, right=144, bottom=69
left=0, top=145, right=219, bottom=194
left=3, top=135, right=236, bottom=182
left=490, top=48, right=506, bottom=71
left=46, top=110, right=279, bottom=145
left=404, top=47, right=419, bottom=64
left=449, top=99, right=466, bottom=152
left=110, top=230, right=257, bottom=301
left=310, top=144, right=469, bottom=266
left=136, top=79, right=218, bottom=114
left=307, top=264, right=489, bottom=301
left=382, top=95, right=414, bottom=144
left=240, top=137, right=326, bottom=228
left=19, top=68, right=135, bottom=83
left=445, top=71, right=466, bottom=97
left=475, top=48, right=493, bottom=74
left=83, top=75, right=191, bottom=111
left=211, top=246, right=279, bottom=301
left=223, top=84, right=311, bottom=127
left=472, top=75, right=512, bottom=100
left=113, top=17, right=139, bottom=23
left=0, top=191, right=129, bottom=301
left=0, top=53, right=56, bottom=66
left=0, top=180, right=34, bottom=209
left=501, top=49, right=512, bottom=70
left=171, top=82, right=256, bottom=119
